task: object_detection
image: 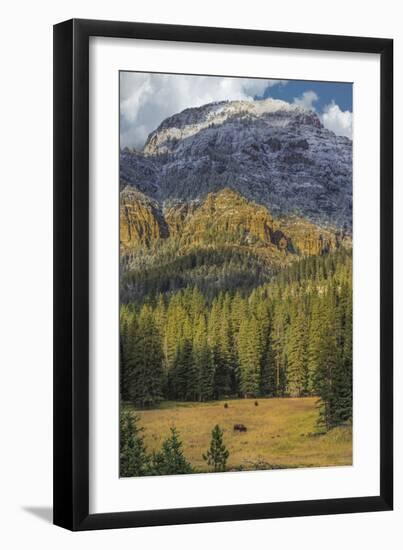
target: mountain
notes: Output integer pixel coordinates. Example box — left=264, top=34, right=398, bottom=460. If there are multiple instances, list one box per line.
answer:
left=120, top=98, right=352, bottom=228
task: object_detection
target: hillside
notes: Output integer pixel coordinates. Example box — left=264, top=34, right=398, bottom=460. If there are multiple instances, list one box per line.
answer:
left=120, top=186, right=350, bottom=302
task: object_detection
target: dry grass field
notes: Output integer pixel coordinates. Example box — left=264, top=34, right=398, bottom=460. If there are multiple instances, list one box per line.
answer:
left=127, top=397, right=352, bottom=472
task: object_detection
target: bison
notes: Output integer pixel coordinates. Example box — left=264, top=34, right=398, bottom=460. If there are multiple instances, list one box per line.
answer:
left=233, top=424, right=247, bottom=433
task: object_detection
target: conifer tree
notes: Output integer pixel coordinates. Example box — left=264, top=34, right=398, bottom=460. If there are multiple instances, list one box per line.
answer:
left=287, top=307, right=308, bottom=396
left=169, top=339, right=192, bottom=399
left=209, top=297, right=230, bottom=398
left=307, top=295, right=325, bottom=394
left=119, top=305, right=137, bottom=401
left=203, top=425, right=230, bottom=472
left=164, top=299, right=188, bottom=394
left=121, top=312, right=138, bottom=401
left=198, top=343, right=215, bottom=401
left=326, top=282, right=352, bottom=425
left=238, top=316, right=261, bottom=397
left=312, top=291, right=346, bottom=430
left=313, top=326, right=341, bottom=430
left=193, top=315, right=214, bottom=401
left=218, top=295, right=237, bottom=393
left=255, top=298, right=274, bottom=395
left=184, top=336, right=199, bottom=401
left=340, top=284, right=353, bottom=422
left=271, top=304, right=288, bottom=396
left=231, top=292, right=248, bottom=335
left=151, top=427, right=193, bottom=475
left=120, top=409, right=150, bottom=477
left=119, top=318, right=130, bottom=400
left=127, top=305, right=164, bottom=408
left=189, top=287, right=205, bottom=323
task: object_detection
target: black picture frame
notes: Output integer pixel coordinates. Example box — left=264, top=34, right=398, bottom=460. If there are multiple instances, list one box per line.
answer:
left=53, top=18, right=393, bottom=531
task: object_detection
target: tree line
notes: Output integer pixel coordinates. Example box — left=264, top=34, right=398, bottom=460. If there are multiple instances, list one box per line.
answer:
left=120, top=249, right=352, bottom=431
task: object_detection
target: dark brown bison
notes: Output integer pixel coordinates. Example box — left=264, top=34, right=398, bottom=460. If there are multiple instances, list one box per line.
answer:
left=233, top=424, right=247, bottom=432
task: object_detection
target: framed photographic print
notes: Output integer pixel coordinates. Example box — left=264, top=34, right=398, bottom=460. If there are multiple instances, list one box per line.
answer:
left=53, top=19, right=393, bottom=530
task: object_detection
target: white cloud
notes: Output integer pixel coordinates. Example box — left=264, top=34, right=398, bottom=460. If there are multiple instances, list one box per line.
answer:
left=293, top=90, right=318, bottom=110
left=120, top=73, right=286, bottom=149
left=321, top=101, right=353, bottom=139
left=292, top=91, right=352, bottom=139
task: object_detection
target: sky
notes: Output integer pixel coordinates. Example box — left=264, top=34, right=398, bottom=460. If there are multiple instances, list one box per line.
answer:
left=120, top=72, right=353, bottom=150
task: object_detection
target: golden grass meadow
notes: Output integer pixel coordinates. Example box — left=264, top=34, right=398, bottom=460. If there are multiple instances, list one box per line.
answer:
left=125, top=397, right=352, bottom=472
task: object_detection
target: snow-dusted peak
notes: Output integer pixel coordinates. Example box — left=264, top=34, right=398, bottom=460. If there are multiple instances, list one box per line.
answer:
left=223, top=97, right=308, bottom=116
left=143, top=98, right=321, bottom=155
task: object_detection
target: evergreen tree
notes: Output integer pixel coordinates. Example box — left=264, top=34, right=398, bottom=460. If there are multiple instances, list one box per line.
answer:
left=255, top=299, right=274, bottom=395
left=119, top=317, right=130, bottom=401
left=120, top=409, right=150, bottom=477
left=325, top=283, right=352, bottom=425
left=193, top=315, right=214, bottom=401
left=119, top=305, right=137, bottom=401
left=271, top=303, right=288, bottom=396
left=287, top=306, right=308, bottom=396
left=198, top=343, right=215, bottom=401
left=151, top=427, right=193, bottom=475
left=121, top=312, right=138, bottom=401
left=203, top=424, right=230, bottom=472
left=312, top=292, right=347, bottom=430
left=169, top=339, right=193, bottom=399
left=307, top=295, right=325, bottom=394
left=189, top=287, right=206, bottom=322
left=153, top=294, right=167, bottom=336
left=313, top=326, right=341, bottom=430
left=164, top=298, right=188, bottom=372
left=209, top=297, right=231, bottom=398
left=340, top=284, right=353, bottom=422
left=231, top=292, right=248, bottom=335
left=238, top=316, right=261, bottom=397
left=127, top=305, right=164, bottom=408
left=218, top=295, right=237, bottom=393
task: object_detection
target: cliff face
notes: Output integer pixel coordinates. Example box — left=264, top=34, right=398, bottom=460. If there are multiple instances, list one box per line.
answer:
left=164, top=201, right=199, bottom=237
left=120, top=186, right=347, bottom=260
left=120, top=97, right=352, bottom=229
left=177, top=188, right=274, bottom=247
left=120, top=186, right=168, bottom=249
left=278, top=217, right=347, bottom=257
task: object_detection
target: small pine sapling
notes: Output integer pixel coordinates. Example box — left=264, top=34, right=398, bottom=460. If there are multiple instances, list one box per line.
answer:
left=203, top=424, right=230, bottom=472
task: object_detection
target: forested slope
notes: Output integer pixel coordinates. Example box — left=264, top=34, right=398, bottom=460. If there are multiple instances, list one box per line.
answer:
left=120, top=249, right=352, bottom=430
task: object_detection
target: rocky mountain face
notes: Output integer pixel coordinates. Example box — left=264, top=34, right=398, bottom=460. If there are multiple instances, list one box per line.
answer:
left=120, top=186, right=169, bottom=249
left=120, top=186, right=348, bottom=260
left=120, top=98, right=352, bottom=228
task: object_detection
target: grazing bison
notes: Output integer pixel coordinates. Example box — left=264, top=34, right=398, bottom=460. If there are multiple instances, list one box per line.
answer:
left=233, top=424, right=247, bottom=433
